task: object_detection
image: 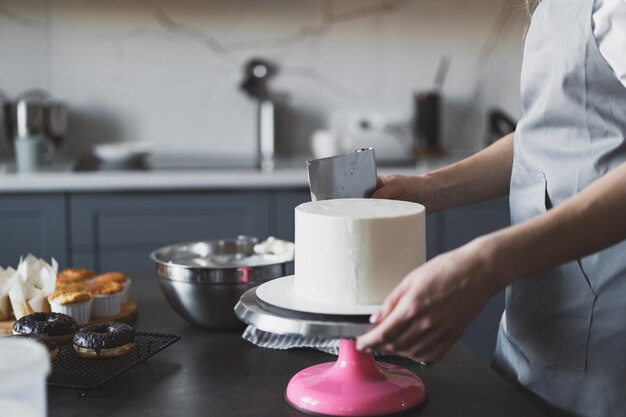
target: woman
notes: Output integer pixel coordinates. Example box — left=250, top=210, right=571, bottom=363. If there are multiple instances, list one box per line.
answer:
left=356, top=1, right=626, bottom=416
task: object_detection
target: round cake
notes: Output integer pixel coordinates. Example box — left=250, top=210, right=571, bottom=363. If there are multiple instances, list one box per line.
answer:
left=295, top=198, right=426, bottom=305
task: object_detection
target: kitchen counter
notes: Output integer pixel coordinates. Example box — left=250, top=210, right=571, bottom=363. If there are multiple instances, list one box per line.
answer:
left=0, top=155, right=464, bottom=193
left=49, top=273, right=545, bottom=417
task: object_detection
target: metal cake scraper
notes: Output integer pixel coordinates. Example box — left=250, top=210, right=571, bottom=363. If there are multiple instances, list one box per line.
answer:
left=306, top=148, right=378, bottom=201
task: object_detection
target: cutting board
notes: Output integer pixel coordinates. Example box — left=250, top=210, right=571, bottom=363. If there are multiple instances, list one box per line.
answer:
left=0, top=299, right=138, bottom=336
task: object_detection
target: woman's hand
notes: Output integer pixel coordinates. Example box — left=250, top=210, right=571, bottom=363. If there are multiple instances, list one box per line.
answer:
left=356, top=238, right=500, bottom=362
left=373, top=174, right=434, bottom=212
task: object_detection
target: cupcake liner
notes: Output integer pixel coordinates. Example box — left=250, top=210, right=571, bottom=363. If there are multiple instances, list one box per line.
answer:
left=50, top=299, right=93, bottom=325
left=121, top=278, right=132, bottom=302
left=91, top=292, right=124, bottom=317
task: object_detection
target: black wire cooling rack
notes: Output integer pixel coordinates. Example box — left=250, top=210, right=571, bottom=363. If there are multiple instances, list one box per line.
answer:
left=48, top=332, right=180, bottom=396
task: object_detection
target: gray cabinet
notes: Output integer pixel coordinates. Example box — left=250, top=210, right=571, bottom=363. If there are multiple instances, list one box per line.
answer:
left=438, top=197, right=510, bottom=364
left=70, top=192, right=271, bottom=272
left=0, top=194, right=68, bottom=267
left=426, top=214, right=440, bottom=260
left=270, top=190, right=310, bottom=242
left=439, top=197, right=510, bottom=253
left=68, top=190, right=315, bottom=274
left=270, top=190, right=310, bottom=276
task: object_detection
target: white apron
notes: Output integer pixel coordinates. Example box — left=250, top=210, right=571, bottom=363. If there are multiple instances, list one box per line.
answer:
left=493, top=1, right=626, bottom=416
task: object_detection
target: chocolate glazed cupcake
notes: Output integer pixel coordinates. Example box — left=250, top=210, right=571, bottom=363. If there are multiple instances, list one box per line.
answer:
left=73, top=322, right=135, bottom=359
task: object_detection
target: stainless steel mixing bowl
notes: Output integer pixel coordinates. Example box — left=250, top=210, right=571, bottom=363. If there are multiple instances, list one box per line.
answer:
left=151, top=236, right=293, bottom=329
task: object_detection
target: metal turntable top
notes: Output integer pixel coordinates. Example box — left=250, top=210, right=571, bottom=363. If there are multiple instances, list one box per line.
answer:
left=234, top=286, right=372, bottom=339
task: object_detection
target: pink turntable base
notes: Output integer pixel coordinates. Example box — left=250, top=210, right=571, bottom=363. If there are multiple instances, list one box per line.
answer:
left=235, top=279, right=428, bottom=416
left=286, top=339, right=427, bottom=416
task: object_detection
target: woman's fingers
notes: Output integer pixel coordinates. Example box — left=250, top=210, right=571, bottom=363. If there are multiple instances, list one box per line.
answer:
left=386, top=314, right=442, bottom=352
left=393, top=317, right=459, bottom=361
left=371, top=174, right=432, bottom=210
left=359, top=301, right=454, bottom=362
left=360, top=268, right=425, bottom=351
left=372, top=175, right=409, bottom=200
left=356, top=299, right=413, bottom=351
left=376, top=174, right=396, bottom=188
left=369, top=275, right=412, bottom=324
left=374, top=296, right=450, bottom=357
left=408, top=333, right=457, bottom=363
left=358, top=242, right=496, bottom=362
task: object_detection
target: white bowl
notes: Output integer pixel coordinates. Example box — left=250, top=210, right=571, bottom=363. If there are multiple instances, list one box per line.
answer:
left=93, top=142, right=151, bottom=165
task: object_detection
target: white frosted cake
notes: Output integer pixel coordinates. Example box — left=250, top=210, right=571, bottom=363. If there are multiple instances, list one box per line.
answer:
left=294, top=198, right=426, bottom=305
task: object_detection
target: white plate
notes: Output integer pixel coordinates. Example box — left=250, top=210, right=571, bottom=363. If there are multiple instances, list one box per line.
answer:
left=256, top=275, right=380, bottom=316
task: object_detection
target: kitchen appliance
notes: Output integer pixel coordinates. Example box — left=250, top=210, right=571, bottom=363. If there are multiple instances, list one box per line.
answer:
left=413, top=56, right=450, bottom=156
left=240, top=58, right=278, bottom=172
left=414, top=91, right=441, bottom=150
left=3, top=89, right=68, bottom=150
left=151, top=236, right=293, bottom=329
left=235, top=280, right=427, bottom=416
left=310, top=129, right=342, bottom=159
left=306, top=148, right=378, bottom=201
left=486, top=108, right=517, bottom=146
left=328, top=111, right=414, bottom=165
left=14, top=135, right=55, bottom=172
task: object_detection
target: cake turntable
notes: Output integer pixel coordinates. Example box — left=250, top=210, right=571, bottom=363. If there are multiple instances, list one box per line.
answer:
left=235, top=276, right=427, bottom=416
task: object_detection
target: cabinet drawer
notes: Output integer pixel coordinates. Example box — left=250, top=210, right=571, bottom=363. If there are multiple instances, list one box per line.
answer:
left=0, top=194, right=68, bottom=267
left=441, top=196, right=510, bottom=251
left=270, top=190, right=310, bottom=242
left=71, top=192, right=271, bottom=248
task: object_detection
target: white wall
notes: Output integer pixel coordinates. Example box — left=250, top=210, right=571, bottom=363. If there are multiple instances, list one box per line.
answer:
left=0, top=0, right=528, bottom=160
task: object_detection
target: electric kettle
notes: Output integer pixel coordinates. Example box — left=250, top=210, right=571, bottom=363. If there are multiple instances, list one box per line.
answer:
left=3, top=89, right=68, bottom=151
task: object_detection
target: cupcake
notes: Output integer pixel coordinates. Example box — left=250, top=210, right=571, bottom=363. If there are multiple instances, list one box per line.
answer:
left=55, top=280, right=88, bottom=292
left=47, top=290, right=93, bottom=326
left=93, top=272, right=131, bottom=302
left=86, top=281, right=124, bottom=317
left=57, top=268, right=95, bottom=286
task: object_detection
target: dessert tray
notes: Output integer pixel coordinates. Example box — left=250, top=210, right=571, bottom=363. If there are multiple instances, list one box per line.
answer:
left=235, top=277, right=427, bottom=416
left=48, top=332, right=180, bottom=396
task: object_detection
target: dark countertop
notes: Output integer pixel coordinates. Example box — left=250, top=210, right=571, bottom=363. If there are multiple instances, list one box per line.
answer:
left=49, top=274, right=546, bottom=417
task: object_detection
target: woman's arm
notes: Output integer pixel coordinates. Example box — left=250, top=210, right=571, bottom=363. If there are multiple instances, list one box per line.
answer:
left=356, top=160, right=626, bottom=361
left=374, top=132, right=514, bottom=213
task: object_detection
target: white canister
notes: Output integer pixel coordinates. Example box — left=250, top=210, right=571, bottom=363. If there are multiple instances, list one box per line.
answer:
left=310, top=130, right=344, bottom=159
left=0, top=338, right=50, bottom=417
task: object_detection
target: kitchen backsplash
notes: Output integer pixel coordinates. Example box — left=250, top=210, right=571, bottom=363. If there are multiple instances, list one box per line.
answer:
left=0, top=0, right=528, bottom=160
